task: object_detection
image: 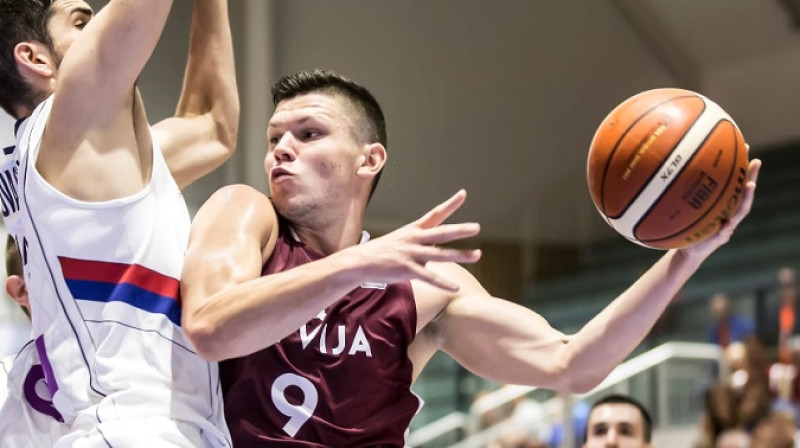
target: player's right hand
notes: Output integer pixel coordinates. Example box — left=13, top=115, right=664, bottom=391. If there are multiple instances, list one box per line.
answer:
left=339, top=190, right=481, bottom=291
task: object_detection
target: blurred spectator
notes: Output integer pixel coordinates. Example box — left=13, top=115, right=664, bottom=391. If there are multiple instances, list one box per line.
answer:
left=582, top=394, right=652, bottom=448
left=548, top=400, right=590, bottom=448
left=766, top=336, right=800, bottom=431
left=695, top=339, right=772, bottom=447
left=500, top=396, right=551, bottom=447
left=777, top=268, right=799, bottom=364
left=473, top=391, right=552, bottom=448
left=697, top=383, right=740, bottom=446
left=474, top=389, right=514, bottom=429
left=762, top=267, right=800, bottom=359
left=734, top=338, right=771, bottom=431
left=707, top=293, right=754, bottom=348
left=749, top=411, right=796, bottom=448
left=714, top=428, right=750, bottom=448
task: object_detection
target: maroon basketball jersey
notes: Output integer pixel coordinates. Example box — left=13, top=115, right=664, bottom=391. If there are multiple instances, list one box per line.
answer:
left=220, top=221, right=421, bottom=447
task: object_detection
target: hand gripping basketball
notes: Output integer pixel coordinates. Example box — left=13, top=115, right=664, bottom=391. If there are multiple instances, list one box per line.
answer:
left=587, top=88, right=750, bottom=249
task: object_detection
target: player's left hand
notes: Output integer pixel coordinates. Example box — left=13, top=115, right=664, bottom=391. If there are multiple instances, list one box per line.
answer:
left=680, top=154, right=761, bottom=259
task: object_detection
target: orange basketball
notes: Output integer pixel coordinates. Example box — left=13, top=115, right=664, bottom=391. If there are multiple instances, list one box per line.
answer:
left=587, top=88, right=749, bottom=249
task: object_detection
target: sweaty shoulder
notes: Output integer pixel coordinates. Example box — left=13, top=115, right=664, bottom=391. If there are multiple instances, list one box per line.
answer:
left=192, top=184, right=280, bottom=262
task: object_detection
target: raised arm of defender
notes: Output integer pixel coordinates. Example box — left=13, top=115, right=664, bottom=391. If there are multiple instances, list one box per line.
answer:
left=153, top=0, right=239, bottom=188
left=39, top=0, right=238, bottom=196
left=46, top=0, right=173, bottom=148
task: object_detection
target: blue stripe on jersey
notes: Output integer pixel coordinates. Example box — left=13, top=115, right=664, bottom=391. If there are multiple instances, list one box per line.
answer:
left=65, top=279, right=182, bottom=326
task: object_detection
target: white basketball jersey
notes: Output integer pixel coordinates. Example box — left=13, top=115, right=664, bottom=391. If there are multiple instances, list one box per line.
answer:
left=0, top=341, right=68, bottom=447
left=4, top=96, right=230, bottom=446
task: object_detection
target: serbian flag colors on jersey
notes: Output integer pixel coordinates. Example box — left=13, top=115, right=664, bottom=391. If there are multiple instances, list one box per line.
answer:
left=58, top=257, right=182, bottom=325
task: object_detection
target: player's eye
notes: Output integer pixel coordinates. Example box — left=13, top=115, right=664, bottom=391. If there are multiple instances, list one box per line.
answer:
left=302, top=130, right=321, bottom=140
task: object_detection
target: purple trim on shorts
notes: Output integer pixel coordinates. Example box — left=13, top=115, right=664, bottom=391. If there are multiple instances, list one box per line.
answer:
left=23, top=364, right=64, bottom=422
left=34, top=335, right=59, bottom=397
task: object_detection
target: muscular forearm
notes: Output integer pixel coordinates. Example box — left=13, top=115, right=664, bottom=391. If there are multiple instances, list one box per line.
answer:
left=184, top=250, right=367, bottom=361
left=560, top=248, right=705, bottom=391
left=177, top=0, right=239, bottom=148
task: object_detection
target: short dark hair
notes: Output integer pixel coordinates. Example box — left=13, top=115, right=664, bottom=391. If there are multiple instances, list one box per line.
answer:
left=585, top=394, right=653, bottom=443
left=271, top=69, right=387, bottom=199
left=0, top=0, right=55, bottom=118
left=5, top=235, right=22, bottom=278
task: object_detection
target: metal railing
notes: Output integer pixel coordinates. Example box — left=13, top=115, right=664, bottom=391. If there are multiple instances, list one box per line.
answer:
left=408, top=341, right=722, bottom=448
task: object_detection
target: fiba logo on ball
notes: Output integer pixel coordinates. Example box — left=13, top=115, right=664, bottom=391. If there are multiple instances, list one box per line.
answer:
left=587, top=88, right=749, bottom=249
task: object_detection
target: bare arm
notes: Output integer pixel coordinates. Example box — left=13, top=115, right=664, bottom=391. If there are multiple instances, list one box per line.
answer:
left=429, top=160, right=760, bottom=393
left=152, top=0, right=239, bottom=188
left=181, top=190, right=482, bottom=361
left=47, top=0, right=174, bottom=148
left=181, top=184, right=364, bottom=361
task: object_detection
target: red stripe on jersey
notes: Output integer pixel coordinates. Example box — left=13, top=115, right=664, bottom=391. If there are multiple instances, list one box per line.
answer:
left=58, top=257, right=179, bottom=300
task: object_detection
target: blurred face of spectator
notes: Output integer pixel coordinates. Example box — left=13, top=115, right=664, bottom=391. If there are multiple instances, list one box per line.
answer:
left=778, top=267, right=797, bottom=305
left=724, top=342, right=747, bottom=372
left=584, top=403, right=651, bottom=448
left=750, top=413, right=796, bottom=448
left=715, top=429, right=750, bottom=448
left=778, top=267, right=795, bottom=285
left=710, top=293, right=731, bottom=322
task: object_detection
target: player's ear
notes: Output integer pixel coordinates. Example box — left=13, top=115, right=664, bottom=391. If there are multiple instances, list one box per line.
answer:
left=6, top=275, right=30, bottom=314
left=358, top=142, right=386, bottom=179
left=14, top=41, right=56, bottom=80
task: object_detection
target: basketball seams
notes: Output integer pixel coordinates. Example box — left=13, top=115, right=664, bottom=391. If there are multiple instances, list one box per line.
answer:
left=630, top=119, right=721, bottom=245
left=603, top=96, right=706, bottom=220
left=609, top=97, right=732, bottom=241
left=638, top=121, right=740, bottom=245
left=596, top=94, right=699, bottom=225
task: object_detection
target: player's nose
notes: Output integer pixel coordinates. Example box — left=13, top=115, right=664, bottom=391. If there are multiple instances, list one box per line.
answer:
left=273, top=134, right=297, bottom=162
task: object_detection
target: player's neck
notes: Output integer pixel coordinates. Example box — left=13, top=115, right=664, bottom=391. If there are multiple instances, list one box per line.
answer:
left=291, top=207, right=366, bottom=256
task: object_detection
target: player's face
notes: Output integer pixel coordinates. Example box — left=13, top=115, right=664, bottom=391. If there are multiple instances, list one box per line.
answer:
left=45, top=0, right=94, bottom=67
left=266, top=93, right=366, bottom=223
left=584, top=404, right=651, bottom=448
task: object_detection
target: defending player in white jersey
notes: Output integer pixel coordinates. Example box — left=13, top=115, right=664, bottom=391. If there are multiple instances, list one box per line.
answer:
left=0, top=0, right=239, bottom=446
left=0, top=236, right=68, bottom=447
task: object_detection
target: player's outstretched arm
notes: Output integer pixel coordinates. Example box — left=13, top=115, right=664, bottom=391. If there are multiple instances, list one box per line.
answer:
left=429, top=160, right=759, bottom=392
left=181, top=189, right=481, bottom=361
left=153, top=0, right=239, bottom=189
left=45, top=0, right=174, bottom=151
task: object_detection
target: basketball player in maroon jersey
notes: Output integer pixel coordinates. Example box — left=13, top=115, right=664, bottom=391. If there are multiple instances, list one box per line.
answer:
left=181, top=70, right=761, bottom=446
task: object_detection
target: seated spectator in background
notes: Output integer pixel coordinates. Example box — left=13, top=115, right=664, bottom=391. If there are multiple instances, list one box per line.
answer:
left=547, top=400, right=590, bottom=448
left=768, top=336, right=800, bottom=413
left=777, top=267, right=799, bottom=364
left=583, top=394, right=652, bottom=448
left=474, top=389, right=515, bottom=430
left=697, top=383, right=740, bottom=447
left=708, top=293, right=754, bottom=348
left=749, top=411, right=796, bottom=448
left=695, top=338, right=772, bottom=447
left=733, top=338, right=772, bottom=431
left=491, top=396, right=551, bottom=448
left=724, top=342, right=747, bottom=386
left=762, top=267, right=800, bottom=359
left=714, top=428, right=750, bottom=448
